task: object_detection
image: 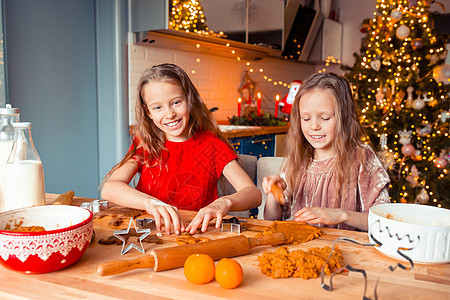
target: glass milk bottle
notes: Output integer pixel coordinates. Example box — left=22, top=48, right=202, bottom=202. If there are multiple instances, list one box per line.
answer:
left=4, top=122, right=45, bottom=211
left=0, top=104, right=20, bottom=212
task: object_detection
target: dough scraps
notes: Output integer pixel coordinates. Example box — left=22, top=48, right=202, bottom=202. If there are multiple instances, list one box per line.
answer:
left=257, top=221, right=323, bottom=245
left=257, top=245, right=344, bottom=279
left=8, top=225, right=46, bottom=232
left=175, top=234, right=210, bottom=245
left=94, top=206, right=146, bottom=220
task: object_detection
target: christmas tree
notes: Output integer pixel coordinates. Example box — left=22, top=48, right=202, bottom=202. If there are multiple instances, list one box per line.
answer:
left=169, top=0, right=209, bottom=33
left=343, top=0, right=450, bottom=208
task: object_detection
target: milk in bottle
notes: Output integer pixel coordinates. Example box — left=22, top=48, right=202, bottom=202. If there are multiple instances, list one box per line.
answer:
left=0, top=104, right=20, bottom=212
left=4, top=122, right=45, bottom=211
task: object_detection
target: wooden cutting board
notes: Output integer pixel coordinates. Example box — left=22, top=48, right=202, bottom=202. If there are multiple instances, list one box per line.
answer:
left=7, top=194, right=442, bottom=299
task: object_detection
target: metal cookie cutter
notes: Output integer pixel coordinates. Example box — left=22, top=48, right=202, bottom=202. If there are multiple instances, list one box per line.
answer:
left=135, top=218, right=157, bottom=231
left=113, top=217, right=152, bottom=255
left=80, top=200, right=109, bottom=212
left=321, top=236, right=414, bottom=300
left=221, top=216, right=247, bottom=233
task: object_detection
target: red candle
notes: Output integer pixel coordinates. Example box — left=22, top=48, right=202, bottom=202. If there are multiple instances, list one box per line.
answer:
left=257, top=92, right=261, bottom=116
left=274, top=95, right=280, bottom=118
left=237, top=97, right=242, bottom=117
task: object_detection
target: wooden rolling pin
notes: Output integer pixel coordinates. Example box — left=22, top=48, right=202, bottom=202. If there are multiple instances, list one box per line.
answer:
left=51, top=191, right=75, bottom=205
left=98, top=232, right=286, bottom=276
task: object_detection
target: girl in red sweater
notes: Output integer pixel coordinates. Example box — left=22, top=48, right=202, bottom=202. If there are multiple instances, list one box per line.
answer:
left=102, top=64, right=261, bottom=235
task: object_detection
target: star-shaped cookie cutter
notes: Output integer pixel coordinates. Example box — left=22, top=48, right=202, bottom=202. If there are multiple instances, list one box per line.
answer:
left=113, top=217, right=153, bottom=255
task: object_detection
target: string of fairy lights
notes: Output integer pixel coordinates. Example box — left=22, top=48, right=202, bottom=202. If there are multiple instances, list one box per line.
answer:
left=169, top=0, right=341, bottom=91
left=356, top=0, right=449, bottom=207
left=169, top=0, right=224, bottom=38
left=219, top=47, right=341, bottom=88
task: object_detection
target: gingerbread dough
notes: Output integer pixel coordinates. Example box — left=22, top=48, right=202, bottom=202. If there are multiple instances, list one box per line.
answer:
left=175, top=234, right=210, bottom=245
left=258, top=246, right=344, bottom=279
left=94, top=206, right=146, bottom=219
left=257, top=221, right=323, bottom=245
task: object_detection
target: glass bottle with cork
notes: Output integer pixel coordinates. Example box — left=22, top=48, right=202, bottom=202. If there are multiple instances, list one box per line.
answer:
left=4, top=122, right=45, bottom=211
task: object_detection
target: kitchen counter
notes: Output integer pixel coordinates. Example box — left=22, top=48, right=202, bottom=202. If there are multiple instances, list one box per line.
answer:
left=0, top=193, right=448, bottom=299
left=129, top=125, right=289, bottom=138
left=219, top=125, right=289, bottom=139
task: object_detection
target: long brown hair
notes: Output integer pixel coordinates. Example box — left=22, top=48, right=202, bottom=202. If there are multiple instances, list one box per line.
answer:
left=284, top=72, right=365, bottom=205
left=105, top=63, right=232, bottom=179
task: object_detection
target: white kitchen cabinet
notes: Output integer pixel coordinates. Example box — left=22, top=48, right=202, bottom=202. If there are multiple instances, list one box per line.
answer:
left=308, top=18, right=343, bottom=62
left=130, top=0, right=168, bottom=32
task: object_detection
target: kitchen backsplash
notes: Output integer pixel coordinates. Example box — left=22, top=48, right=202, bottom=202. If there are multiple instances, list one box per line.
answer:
left=129, top=44, right=319, bottom=124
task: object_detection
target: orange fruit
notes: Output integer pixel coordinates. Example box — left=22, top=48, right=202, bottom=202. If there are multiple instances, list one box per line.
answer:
left=184, top=254, right=215, bottom=284
left=215, top=258, right=244, bottom=289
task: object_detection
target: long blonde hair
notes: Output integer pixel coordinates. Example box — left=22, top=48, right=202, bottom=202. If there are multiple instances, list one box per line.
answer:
left=284, top=72, right=365, bottom=205
left=105, top=63, right=232, bottom=178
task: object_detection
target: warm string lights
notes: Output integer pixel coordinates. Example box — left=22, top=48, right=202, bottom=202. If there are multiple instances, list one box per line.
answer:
left=169, top=1, right=342, bottom=88
left=348, top=0, right=450, bottom=208
left=169, top=0, right=225, bottom=38
left=170, top=2, right=342, bottom=97
left=318, top=56, right=343, bottom=73
left=189, top=42, right=295, bottom=92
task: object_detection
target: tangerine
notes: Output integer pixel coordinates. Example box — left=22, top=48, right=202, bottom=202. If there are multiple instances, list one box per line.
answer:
left=215, top=258, right=244, bottom=289
left=184, top=253, right=215, bottom=284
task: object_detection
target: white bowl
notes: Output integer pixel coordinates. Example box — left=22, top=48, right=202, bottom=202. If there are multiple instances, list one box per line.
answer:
left=368, top=203, right=450, bottom=264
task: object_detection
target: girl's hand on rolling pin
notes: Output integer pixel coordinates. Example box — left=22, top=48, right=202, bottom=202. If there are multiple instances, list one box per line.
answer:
left=293, top=207, right=348, bottom=225
left=262, top=175, right=287, bottom=204
left=145, top=201, right=185, bottom=235
left=184, top=197, right=232, bottom=234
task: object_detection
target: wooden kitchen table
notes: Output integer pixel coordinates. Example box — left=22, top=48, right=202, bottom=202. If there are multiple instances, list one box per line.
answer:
left=0, top=194, right=448, bottom=299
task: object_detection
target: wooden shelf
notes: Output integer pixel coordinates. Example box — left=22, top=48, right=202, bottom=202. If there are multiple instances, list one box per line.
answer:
left=137, top=29, right=282, bottom=61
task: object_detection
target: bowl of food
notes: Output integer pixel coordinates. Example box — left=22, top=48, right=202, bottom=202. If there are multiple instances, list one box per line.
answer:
left=0, top=205, right=93, bottom=274
left=368, top=203, right=450, bottom=264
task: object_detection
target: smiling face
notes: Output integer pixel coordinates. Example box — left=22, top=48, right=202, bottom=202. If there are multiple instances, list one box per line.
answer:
left=299, top=89, right=337, bottom=160
left=143, top=81, right=191, bottom=142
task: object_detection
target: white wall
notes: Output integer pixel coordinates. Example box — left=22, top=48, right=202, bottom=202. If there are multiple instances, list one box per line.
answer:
left=129, top=44, right=316, bottom=123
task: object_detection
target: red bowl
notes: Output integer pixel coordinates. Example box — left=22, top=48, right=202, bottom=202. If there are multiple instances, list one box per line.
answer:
left=0, top=205, right=93, bottom=274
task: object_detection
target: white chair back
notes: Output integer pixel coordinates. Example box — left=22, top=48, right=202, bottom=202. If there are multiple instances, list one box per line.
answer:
left=256, top=157, right=286, bottom=219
